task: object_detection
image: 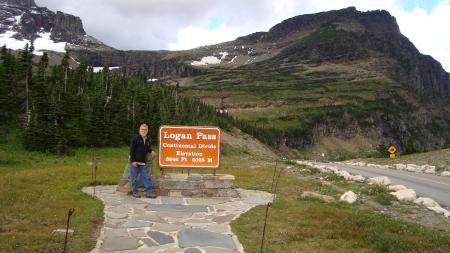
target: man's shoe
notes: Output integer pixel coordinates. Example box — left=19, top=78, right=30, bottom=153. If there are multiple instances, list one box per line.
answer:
left=146, top=192, right=157, bottom=199
left=132, top=192, right=141, bottom=198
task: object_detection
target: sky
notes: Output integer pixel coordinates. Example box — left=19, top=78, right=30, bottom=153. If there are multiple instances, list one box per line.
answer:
left=34, top=0, right=450, bottom=71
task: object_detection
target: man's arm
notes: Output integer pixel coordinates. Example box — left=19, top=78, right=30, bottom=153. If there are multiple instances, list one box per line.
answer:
left=130, top=137, right=137, bottom=163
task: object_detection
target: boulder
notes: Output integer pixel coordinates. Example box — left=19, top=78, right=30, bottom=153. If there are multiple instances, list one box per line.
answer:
left=349, top=175, right=365, bottom=181
left=390, top=189, right=416, bottom=201
left=336, top=170, right=351, bottom=179
left=441, top=171, right=450, bottom=177
left=300, top=191, right=336, bottom=203
left=423, top=165, right=436, bottom=174
left=427, top=206, right=450, bottom=218
left=414, top=197, right=440, bottom=208
left=406, top=164, right=419, bottom=172
left=339, top=191, right=358, bottom=204
left=368, top=176, right=391, bottom=186
left=395, top=164, right=407, bottom=170
left=388, top=185, right=407, bottom=191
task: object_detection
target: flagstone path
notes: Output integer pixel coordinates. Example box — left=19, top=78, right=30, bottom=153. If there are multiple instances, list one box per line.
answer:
left=82, top=186, right=273, bottom=253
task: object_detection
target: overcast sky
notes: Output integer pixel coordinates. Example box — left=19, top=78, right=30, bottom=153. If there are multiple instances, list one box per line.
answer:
left=35, top=0, right=450, bottom=71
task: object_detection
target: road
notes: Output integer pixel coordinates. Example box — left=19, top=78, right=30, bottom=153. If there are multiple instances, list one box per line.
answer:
left=314, top=162, right=450, bottom=208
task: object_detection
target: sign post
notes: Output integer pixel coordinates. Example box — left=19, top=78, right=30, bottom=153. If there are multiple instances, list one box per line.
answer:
left=158, top=126, right=222, bottom=173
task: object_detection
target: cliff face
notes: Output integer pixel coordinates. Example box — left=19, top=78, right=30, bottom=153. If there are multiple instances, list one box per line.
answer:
left=0, top=0, right=109, bottom=50
left=52, top=11, right=86, bottom=41
left=71, top=50, right=203, bottom=78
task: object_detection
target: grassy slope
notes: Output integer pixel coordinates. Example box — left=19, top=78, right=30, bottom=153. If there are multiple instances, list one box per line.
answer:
left=1, top=126, right=450, bottom=252
left=180, top=57, right=416, bottom=155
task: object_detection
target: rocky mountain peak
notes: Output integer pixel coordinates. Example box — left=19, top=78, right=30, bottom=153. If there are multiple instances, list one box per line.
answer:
left=0, top=0, right=110, bottom=53
left=237, top=7, right=400, bottom=43
left=0, top=0, right=36, bottom=8
left=52, top=11, right=86, bottom=41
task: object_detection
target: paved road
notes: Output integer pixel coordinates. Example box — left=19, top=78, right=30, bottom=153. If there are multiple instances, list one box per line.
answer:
left=314, top=162, right=450, bottom=208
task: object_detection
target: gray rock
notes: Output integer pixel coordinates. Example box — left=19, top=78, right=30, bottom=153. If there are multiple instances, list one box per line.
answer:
left=148, top=204, right=208, bottom=212
left=122, top=219, right=152, bottom=228
left=152, top=223, right=186, bottom=232
left=100, top=236, right=140, bottom=251
left=178, top=228, right=236, bottom=250
left=185, top=248, right=202, bottom=253
left=147, top=231, right=174, bottom=245
left=186, top=198, right=230, bottom=205
left=157, top=211, right=194, bottom=219
left=161, top=196, right=185, bottom=205
left=141, top=238, right=158, bottom=247
left=107, top=212, right=128, bottom=219
left=129, top=229, right=146, bottom=238
left=104, top=228, right=129, bottom=237
left=132, top=214, right=167, bottom=223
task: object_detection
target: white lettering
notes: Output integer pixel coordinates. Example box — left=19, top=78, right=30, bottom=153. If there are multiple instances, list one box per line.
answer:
left=198, top=144, right=217, bottom=149
left=196, top=132, right=217, bottom=140
left=163, top=131, right=192, bottom=141
left=176, top=151, right=203, bottom=157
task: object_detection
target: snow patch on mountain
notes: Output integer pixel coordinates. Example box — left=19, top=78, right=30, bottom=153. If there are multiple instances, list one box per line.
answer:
left=0, top=30, right=67, bottom=55
left=92, top=66, right=120, bottom=73
left=33, top=32, right=66, bottom=55
left=191, top=52, right=228, bottom=66
left=0, top=31, right=27, bottom=50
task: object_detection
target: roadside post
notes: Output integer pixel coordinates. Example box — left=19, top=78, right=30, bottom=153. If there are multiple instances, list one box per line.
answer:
left=388, top=145, right=396, bottom=159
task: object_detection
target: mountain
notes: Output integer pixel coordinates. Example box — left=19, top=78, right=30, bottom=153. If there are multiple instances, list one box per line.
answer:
left=171, top=7, right=450, bottom=154
left=0, top=0, right=110, bottom=55
left=1, top=1, right=449, bottom=155
left=0, top=0, right=202, bottom=76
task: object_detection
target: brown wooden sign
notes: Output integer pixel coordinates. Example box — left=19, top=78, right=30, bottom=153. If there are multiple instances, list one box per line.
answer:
left=158, top=126, right=221, bottom=169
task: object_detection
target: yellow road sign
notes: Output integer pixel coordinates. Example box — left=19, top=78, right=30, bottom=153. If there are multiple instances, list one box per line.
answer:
left=388, top=145, right=396, bottom=154
left=390, top=153, right=395, bottom=159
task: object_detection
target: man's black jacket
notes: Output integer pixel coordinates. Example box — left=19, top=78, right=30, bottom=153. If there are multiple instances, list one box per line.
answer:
left=130, top=135, right=152, bottom=163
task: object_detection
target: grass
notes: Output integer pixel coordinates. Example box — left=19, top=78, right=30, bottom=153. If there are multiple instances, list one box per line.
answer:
left=231, top=168, right=450, bottom=253
left=0, top=127, right=128, bottom=252
left=1, top=125, right=450, bottom=252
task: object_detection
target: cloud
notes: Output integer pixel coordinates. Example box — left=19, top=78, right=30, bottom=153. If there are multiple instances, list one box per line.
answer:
left=396, top=1, right=450, bottom=71
left=168, top=24, right=240, bottom=51
left=34, top=0, right=450, bottom=71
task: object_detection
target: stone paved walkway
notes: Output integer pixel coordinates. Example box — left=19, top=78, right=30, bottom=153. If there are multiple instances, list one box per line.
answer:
left=82, top=186, right=273, bottom=253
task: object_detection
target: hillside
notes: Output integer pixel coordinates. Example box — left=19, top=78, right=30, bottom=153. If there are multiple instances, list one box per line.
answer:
left=174, top=7, right=450, bottom=155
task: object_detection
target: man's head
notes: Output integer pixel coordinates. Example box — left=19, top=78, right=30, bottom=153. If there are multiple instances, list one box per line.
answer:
left=139, top=124, right=148, bottom=137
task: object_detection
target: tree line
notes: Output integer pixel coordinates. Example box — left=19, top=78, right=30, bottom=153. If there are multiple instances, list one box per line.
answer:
left=0, top=45, right=283, bottom=153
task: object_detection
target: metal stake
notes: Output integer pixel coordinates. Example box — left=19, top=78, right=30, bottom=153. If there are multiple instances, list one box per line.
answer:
left=63, top=208, right=75, bottom=253
left=270, top=160, right=278, bottom=192
left=260, top=202, right=272, bottom=253
left=273, top=166, right=284, bottom=201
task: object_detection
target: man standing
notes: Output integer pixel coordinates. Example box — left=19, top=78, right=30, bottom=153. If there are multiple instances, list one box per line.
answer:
left=130, top=124, right=157, bottom=198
